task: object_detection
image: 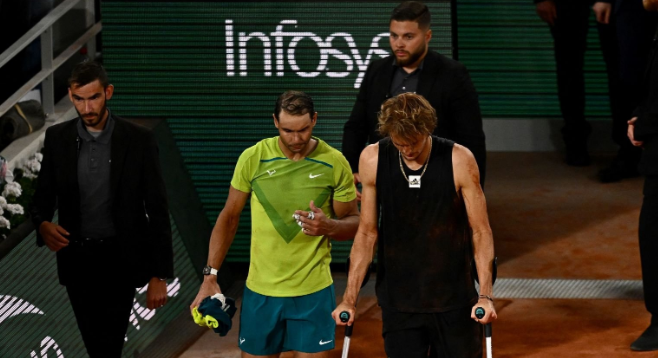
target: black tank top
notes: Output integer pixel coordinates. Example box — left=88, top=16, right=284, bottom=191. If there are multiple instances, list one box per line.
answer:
left=375, top=136, right=477, bottom=312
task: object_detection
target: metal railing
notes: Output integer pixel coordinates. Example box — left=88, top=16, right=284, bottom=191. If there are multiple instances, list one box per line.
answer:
left=0, top=0, right=101, bottom=118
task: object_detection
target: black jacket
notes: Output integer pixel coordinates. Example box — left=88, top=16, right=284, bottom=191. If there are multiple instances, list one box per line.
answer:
left=31, top=116, right=173, bottom=286
left=342, top=50, right=487, bottom=184
left=634, top=28, right=658, bottom=176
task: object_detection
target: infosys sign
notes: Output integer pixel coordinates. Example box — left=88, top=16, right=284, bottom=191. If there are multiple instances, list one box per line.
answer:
left=224, top=19, right=390, bottom=88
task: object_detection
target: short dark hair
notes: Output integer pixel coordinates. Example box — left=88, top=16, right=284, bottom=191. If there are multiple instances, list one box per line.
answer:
left=68, top=60, right=109, bottom=88
left=391, top=1, right=431, bottom=29
left=274, top=90, right=315, bottom=121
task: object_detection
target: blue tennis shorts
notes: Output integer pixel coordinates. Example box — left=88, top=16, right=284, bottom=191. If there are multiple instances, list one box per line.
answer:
left=238, top=284, right=336, bottom=355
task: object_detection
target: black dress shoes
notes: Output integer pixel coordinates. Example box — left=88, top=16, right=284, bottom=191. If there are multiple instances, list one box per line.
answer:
left=631, top=324, right=658, bottom=351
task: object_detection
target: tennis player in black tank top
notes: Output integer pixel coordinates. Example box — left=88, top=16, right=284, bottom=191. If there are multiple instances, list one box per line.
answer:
left=333, top=93, right=497, bottom=358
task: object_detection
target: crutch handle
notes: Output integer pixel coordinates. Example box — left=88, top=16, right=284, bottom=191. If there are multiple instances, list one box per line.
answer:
left=475, top=307, right=492, bottom=337
left=340, top=311, right=354, bottom=337
left=475, top=306, right=493, bottom=358
left=475, top=307, right=485, bottom=319
left=339, top=311, right=350, bottom=323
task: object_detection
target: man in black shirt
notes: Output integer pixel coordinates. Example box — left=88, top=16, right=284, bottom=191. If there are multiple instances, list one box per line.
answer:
left=333, top=93, right=496, bottom=358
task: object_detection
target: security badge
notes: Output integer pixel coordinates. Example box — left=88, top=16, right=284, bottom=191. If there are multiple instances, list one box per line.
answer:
left=408, top=175, right=421, bottom=188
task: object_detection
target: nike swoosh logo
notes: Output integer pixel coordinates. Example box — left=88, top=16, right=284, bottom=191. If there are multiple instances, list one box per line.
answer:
left=309, top=173, right=323, bottom=179
left=319, top=339, right=332, bottom=345
left=240, top=338, right=245, bottom=344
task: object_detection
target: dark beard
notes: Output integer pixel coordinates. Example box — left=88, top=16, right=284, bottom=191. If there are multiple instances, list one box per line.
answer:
left=77, top=103, right=108, bottom=129
left=395, top=45, right=426, bottom=67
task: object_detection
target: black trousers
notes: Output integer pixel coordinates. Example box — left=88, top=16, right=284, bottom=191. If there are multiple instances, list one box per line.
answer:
left=382, top=306, right=482, bottom=358
left=640, top=176, right=658, bottom=318
left=550, top=0, right=622, bottom=149
left=64, top=241, right=136, bottom=358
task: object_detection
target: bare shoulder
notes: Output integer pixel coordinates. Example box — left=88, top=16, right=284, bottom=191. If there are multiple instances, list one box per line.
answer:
left=360, top=142, right=379, bottom=161
left=452, top=144, right=480, bottom=188
left=452, top=143, right=476, bottom=165
left=359, top=143, right=379, bottom=185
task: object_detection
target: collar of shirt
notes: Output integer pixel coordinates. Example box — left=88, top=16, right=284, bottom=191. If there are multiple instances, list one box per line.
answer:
left=76, top=109, right=115, bottom=144
left=391, top=56, right=425, bottom=73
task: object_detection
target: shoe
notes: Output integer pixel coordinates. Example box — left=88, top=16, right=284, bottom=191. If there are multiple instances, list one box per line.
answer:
left=562, top=125, right=591, bottom=167
left=631, top=324, right=658, bottom=351
left=565, top=149, right=591, bottom=167
left=598, top=159, right=640, bottom=183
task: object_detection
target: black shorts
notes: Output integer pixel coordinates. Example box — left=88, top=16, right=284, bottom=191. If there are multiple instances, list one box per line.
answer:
left=382, top=306, right=482, bottom=358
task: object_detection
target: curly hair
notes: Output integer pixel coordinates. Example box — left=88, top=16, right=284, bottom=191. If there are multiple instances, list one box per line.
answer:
left=377, top=93, right=437, bottom=141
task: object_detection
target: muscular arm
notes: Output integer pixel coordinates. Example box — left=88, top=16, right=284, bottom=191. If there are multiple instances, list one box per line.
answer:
left=328, top=199, right=360, bottom=241
left=206, top=186, right=249, bottom=273
left=332, top=144, right=379, bottom=326
left=190, top=186, right=249, bottom=310
left=453, top=144, right=497, bottom=324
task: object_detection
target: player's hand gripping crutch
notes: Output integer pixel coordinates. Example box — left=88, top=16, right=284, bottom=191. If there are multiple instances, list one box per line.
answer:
left=475, top=307, right=493, bottom=358
left=473, top=257, right=497, bottom=358
left=338, top=257, right=371, bottom=358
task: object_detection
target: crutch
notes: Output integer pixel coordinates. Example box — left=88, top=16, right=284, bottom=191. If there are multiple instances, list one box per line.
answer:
left=475, top=307, right=492, bottom=358
left=339, top=257, right=372, bottom=358
left=473, top=256, right=497, bottom=358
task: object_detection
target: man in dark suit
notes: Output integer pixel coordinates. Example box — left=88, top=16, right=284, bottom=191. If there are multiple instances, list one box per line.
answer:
left=31, top=61, right=174, bottom=357
left=535, top=0, right=621, bottom=168
left=536, top=0, right=656, bottom=181
left=342, top=1, right=486, bottom=192
left=601, top=0, right=657, bottom=182
left=627, top=15, right=658, bottom=351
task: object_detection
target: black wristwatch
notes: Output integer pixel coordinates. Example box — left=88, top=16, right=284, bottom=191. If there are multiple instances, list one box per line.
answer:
left=203, top=265, right=218, bottom=276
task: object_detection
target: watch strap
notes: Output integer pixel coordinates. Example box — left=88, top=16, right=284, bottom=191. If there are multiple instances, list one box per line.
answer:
left=203, top=265, right=218, bottom=276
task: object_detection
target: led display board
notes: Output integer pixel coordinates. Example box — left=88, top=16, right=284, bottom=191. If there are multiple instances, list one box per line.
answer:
left=102, top=0, right=455, bottom=262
